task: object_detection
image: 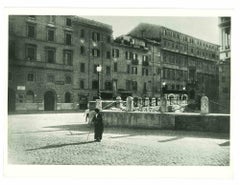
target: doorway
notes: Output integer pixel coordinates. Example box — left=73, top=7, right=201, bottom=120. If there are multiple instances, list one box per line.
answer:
left=44, top=91, right=55, bottom=111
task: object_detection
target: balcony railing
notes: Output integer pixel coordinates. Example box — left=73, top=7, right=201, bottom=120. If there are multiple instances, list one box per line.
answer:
left=131, top=59, right=139, bottom=65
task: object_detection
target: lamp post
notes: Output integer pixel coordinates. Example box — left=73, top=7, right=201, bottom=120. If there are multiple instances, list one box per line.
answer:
left=96, top=65, right=102, bottom=99
left=162, top=81, right=166, bottom=97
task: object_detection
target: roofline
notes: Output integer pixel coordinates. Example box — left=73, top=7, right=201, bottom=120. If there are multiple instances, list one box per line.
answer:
left=132, top=22, right=219, bottom=47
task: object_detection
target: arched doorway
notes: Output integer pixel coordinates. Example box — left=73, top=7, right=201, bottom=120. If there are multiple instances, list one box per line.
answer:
left=44, top=91, right=55, bottom=111
left=8, top=88, right=16, bottom=112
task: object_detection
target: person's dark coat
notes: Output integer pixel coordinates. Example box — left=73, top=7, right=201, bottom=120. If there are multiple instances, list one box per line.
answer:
left=92, top=113, right=104, bottom=141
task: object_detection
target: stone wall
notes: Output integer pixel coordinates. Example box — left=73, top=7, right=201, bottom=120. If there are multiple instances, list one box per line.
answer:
left=102, top=111, right=230, bottom=133
left=102, top=111, right=175, bottom=129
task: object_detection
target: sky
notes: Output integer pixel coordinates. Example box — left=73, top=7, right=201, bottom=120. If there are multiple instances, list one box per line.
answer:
left=82, top=16, right=220, bottom=45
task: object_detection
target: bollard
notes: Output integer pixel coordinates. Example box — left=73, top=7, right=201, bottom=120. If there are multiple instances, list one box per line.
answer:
left=201, top=96, right=209, bottom=114
left=126, top=96, right=134, bottom=112
left=116, top=96, right=122, bottom=109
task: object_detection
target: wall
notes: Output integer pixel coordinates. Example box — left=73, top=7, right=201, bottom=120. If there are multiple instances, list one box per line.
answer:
left=102, top=111, right=230, bottom=133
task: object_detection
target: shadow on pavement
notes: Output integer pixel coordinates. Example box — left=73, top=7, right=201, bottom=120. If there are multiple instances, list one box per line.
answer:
left=158, top=136, right=184, bottom=143
left=26, top=141, right=96, bottom=151
left=219, top=141, right=230, bottom=146
left=44, top=124, right=230, bottom=140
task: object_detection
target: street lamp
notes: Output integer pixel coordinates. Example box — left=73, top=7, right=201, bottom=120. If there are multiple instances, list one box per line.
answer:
left=96, top=65, right=102, bottom=99
left=161, top=81, right=166, bottom=97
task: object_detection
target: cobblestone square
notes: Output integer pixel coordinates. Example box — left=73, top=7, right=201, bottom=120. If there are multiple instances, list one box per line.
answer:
left=8, top=113, right=230, bottom=165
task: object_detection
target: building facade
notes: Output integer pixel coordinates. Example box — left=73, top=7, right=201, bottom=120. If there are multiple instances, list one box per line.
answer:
left=8, top=15, right=112, bottom=111
left=123, top=23, right=219, bottom=111
left=218, top=17, right=231, bottom=113
left=8, top=16, right=220, bottom=112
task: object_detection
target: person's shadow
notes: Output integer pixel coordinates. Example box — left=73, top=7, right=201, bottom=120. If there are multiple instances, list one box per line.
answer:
left=26, top=141, right=95, bottom=151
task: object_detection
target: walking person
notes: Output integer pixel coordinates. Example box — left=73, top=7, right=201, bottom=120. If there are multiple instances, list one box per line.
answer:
left=92, top=108, right=104, bottom=142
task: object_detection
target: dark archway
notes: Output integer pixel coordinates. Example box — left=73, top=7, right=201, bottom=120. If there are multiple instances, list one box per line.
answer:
left=65, top=92, right=71, bottom=103
left=44, top=91, right=55, bottom=111
left=8, top=88, right=16, bottom=112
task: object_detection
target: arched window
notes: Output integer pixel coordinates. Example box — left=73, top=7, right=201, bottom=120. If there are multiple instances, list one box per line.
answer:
left=65, top=92, right=71, bottom=103
left=65, top=76, right=72, bottom=84
left=26, top=91, right=34, bottom=103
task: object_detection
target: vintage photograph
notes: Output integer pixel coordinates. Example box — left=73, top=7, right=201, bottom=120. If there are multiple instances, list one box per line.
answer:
left=7, top=15, right=230, bottom=166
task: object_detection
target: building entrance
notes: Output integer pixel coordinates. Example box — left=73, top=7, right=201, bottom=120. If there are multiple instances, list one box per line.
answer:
left=44, top=91, right=55, bottom=111
left=8, top=88, right=16, bottom=112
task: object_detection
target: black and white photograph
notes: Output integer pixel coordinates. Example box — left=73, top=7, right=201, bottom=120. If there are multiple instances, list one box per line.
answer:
left=7, top=14, right=231, bottom=166
left=2, top=4, right=239, bottom=182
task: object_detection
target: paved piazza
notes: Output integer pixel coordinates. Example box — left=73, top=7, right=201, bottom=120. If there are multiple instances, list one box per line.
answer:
left=8, top=113, right=230, bottom=165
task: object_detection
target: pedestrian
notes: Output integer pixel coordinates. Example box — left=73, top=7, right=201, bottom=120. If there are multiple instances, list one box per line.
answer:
left=92, top=108, right=104, bottom=142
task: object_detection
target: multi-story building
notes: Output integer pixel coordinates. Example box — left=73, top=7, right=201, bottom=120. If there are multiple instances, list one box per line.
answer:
left=218, top=17, right=231, bottom=113
left=8, top=15, right=112, bottom=111
left=8, top=16, right=220, bottom=112
left=127, top=23, right=219, bottom=111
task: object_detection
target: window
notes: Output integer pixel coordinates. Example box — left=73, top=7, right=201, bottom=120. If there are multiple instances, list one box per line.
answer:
left=80, top=63, right=85, bottom=73
left=26, top=44, right=36, bottom=61
left=114, top=63, right=117, bottom=72
left=26, top=91, right=34, bottom=103
left=63, top=50, right=72, bottom=65
left=49, top=16, right=55, bottom=23
left=92, top=80, right=98, bottom=89
left=132, top=81, right=138, bottom=91
left=27, top=24, right=35, bottom=38
left=107, top=35, right=111, bottom=43
left=142, top=55, right=148, bottom=62
left=47, top=74, right=54, bottom=83
left=105, top=81, right=112, bottom=90
left=27, top=73, right=34, bottom=81
left=125, top=51, right=131, bottom=59
left=142, top=68, right=148, bottom=76
left=106, top=51, right=111, bottom=59
left=18, top=94, right=24, bottom=103
left=65, top=76, right=72, bottom=84
left=45, top=47, right=55, bottom=63
left=65, top=32, right=72, bottom=45
left=80, top=46, right=85, bottom=55
left=65, top=92, right=71, bottom=103
left=126, top=80, right=131, bottom=91
left=132, top=67, right=137, bottom=74
left=143, top=82, right=147, bottom=92
left=92, top=49, right=100, bottom=57
left=92, top=32, right=100, bottom=41
left=106, top=66, right=111, bottom=75
left=66, top=18, right=72, bottom=27
left=47, top=29, right=55, bottom=41
left=127, top=65, right=130, bottom=74
left=80, top=80, right=85, bottom=89
left=112, top=49, right=120, bottom=58
left=80, top=29, right=85, bottom=38
left=133, top=53, right=138, bottom=60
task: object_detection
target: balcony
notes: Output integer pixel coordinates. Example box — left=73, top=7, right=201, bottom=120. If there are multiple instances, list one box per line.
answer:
left=142, top=61, right=149, bottom=66
left=131, top=59, right=139, bottom=65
